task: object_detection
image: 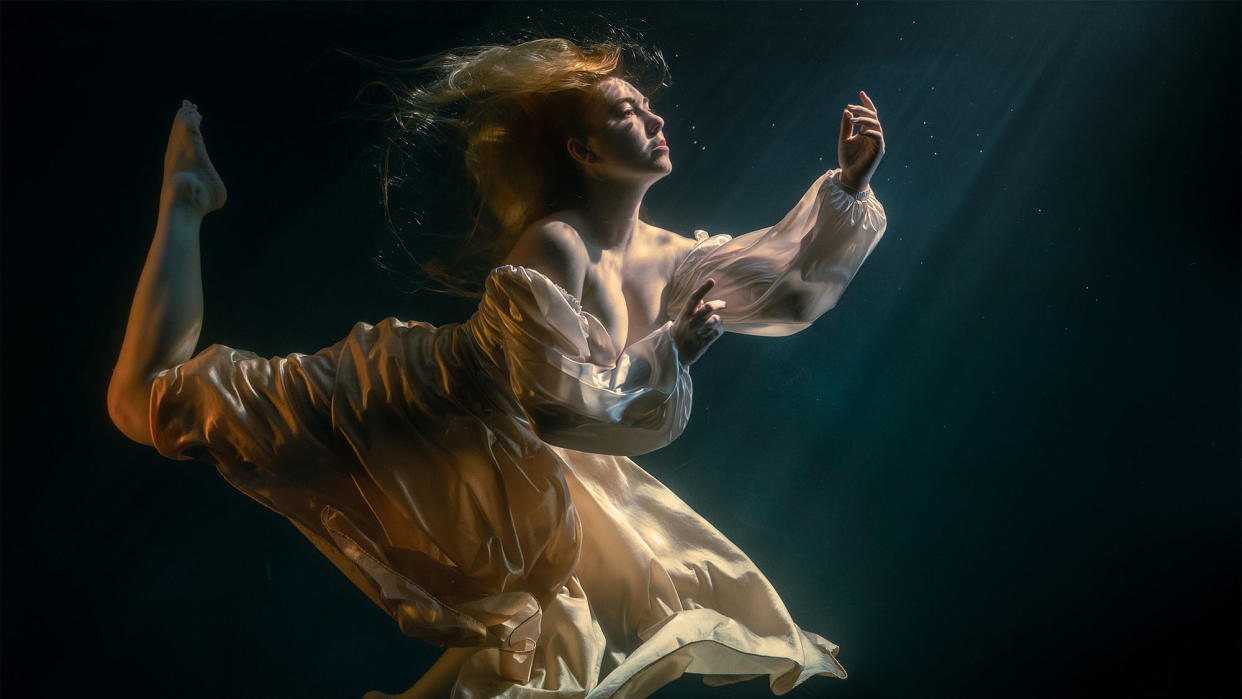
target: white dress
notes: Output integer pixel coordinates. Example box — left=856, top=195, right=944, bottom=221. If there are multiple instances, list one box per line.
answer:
left=149, top=168, right=887, bottom=697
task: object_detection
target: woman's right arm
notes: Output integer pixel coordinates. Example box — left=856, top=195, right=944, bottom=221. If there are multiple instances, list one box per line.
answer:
left=107, top=197, right=206, bottom=446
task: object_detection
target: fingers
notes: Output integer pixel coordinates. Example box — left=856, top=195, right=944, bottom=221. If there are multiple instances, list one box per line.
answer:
left=696, top=323, right=722, bottom=342
left=693, top=298, right=726, bottom=321
left=687, top=298, right=725, bottom=333
left=684, top=278, right=715, bottom=316
left=846, top=95, right=881, bottom=141
left=845, top=103, right=876, bottom=118
left=674, top=294, right=725, bottom=364
left=693, top=299, right=725, bottom=339
left=695, top=311, right=723, bottom=337
left=847, top=92, right=879, bottom=128
left=840, top=109, right=853, bottom=143
left=844, top=93, right=882, bottom=150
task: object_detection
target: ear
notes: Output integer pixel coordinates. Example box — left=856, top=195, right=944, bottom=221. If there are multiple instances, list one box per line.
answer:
left=567, top=137, right=597, bottom=167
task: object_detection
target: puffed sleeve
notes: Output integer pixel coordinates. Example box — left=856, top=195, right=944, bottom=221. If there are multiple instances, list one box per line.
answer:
left=664, top=168, right=887, bottom=337
left=479, top=265, right=693, bottom=457
left=148, top=340, right=344, bottom=465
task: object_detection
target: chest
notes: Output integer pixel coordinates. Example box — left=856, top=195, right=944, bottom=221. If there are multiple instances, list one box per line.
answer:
left=580, top=254, right=670, bottom=357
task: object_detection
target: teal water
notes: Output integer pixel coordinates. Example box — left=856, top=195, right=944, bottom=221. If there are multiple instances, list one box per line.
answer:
left=2, top=2, right=1237, bottom=697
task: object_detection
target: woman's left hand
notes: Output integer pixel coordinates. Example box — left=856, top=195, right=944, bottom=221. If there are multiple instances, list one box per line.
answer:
left=838, top=90, right=885, bottom=192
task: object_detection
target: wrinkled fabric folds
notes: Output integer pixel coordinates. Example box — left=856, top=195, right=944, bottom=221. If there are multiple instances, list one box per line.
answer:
left=473, top=265, right=693, bottom=457
left=148, top=168, right=883, bottom=697
left=665, top=169, right=887, bottom=337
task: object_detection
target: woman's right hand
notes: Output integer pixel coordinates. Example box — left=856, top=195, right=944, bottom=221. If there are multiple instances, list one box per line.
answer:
left=672, top=279, right=726, bottom=366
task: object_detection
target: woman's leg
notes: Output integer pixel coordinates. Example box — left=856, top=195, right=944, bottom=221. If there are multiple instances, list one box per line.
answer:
left=362, top=647, right=476, bottom=699
left=107, top=99, right=227, bottom=444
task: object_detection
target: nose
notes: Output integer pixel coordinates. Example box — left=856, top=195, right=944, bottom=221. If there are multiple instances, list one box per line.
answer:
left=645, top=111, right=664, bottom=136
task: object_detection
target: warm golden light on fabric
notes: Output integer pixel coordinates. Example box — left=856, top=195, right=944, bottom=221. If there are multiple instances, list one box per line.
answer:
left=147, top=168, right=885, bottom=696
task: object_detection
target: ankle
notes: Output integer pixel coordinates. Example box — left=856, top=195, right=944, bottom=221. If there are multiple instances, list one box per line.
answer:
left=160, top=174, right=211, bottom=219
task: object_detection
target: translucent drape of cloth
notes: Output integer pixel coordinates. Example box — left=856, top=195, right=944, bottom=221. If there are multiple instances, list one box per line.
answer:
left=147, top=168, right=885, bottom=697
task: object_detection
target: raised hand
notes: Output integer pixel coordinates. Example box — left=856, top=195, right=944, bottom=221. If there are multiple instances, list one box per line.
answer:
left=672, top=279, right=726, bottom=366
left=838, top=90, right=885, bottom=192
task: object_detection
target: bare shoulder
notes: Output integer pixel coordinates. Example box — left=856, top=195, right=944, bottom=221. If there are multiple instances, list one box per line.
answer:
left=640, top=222, right=700, bottom=274
left=503, top=216, right=589, bottom=298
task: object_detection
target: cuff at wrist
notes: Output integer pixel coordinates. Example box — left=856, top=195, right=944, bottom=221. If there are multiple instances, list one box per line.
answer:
left=832, top=170, right=872, bottom=200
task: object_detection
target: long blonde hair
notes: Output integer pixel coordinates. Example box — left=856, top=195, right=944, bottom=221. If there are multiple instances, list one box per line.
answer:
left=350, top=37, right=670, bottom=297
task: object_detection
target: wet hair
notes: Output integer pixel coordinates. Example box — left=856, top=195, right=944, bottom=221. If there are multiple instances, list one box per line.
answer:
left=347, top=36, right=670, bottom=297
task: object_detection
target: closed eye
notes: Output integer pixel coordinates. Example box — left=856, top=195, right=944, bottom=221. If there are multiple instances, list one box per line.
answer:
left=615, top=97, right=649, bottom=117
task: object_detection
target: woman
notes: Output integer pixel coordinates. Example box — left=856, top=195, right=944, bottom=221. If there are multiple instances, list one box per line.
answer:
left=107, top=38, right=887, bottom=698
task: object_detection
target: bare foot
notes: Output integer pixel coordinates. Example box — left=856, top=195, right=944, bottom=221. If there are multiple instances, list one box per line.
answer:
left=161, top=99, right=227, bottom=216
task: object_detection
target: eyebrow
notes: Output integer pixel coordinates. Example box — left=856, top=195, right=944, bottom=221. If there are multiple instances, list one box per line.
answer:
left=614, top=96, right=650, bottom=109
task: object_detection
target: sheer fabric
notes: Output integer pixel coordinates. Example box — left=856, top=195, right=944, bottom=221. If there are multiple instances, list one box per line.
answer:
left=148, top=168, right=886, bottom=697
left=665, top=169, right=887, bottom=336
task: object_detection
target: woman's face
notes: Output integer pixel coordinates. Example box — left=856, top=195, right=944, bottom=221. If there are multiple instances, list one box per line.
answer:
left=569, top=78, right=671, bottom=182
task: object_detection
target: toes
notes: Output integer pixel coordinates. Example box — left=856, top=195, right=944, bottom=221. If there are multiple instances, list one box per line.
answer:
left=176, top=103, right=203, bottom=129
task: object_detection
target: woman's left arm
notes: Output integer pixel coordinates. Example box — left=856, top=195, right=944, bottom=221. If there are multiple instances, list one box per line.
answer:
left=665, top=91, right=888, bottom=337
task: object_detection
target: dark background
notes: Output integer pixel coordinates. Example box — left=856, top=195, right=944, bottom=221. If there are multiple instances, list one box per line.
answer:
left=2, top=2, right=1238, bottom=697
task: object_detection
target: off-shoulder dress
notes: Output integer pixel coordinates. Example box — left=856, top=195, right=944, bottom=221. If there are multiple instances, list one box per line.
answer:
left=149, top=169, right=887, bottom=697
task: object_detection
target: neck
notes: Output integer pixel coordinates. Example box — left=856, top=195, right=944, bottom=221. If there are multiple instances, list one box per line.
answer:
left=575, top=177, right=652, bottom=250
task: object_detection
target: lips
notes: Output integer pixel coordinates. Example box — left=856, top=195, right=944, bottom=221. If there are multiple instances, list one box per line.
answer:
left=653, top=139, right=669, bottom=151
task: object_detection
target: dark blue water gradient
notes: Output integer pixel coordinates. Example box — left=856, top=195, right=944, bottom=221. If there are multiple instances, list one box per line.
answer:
left=2, top=2, right=1236, bottom=697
